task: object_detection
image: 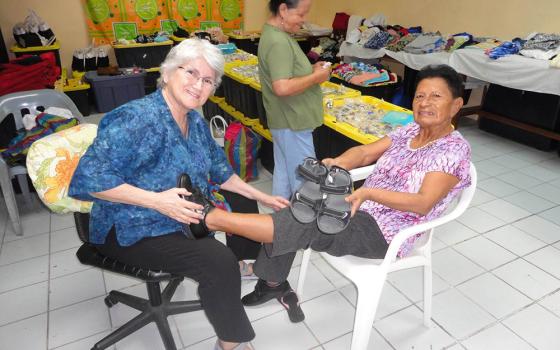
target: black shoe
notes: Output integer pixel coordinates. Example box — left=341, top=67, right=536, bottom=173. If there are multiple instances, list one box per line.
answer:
left=241, top=279, right=291, bottom=306
left=177, top=173, right=215, bottom=239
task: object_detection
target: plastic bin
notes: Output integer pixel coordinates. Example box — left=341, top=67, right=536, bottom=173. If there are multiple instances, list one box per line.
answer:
left=323, top=95, right=411, bottom=144
left=63, top=81, right=91, bottom=116
left=10, top=40, right=61, bottom=70
left=227, top=33, right=260, bottom=56
left=113, top=41, right=173, bottom=69
left=330, top=75, right=399, bottom=102
left=144, top=67, right=160, bottom=94
left=85, top=71, right=146, bottom=113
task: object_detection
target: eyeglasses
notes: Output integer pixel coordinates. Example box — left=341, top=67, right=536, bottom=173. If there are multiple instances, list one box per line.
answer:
left=178, top=66, right=217, bottom=89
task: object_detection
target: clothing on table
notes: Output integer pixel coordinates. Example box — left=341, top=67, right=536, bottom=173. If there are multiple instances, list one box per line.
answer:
left=360, top=123, right=471, bottom=257
left=258, top=23, right=323, bottom=131
left=254, top=210, right=388, bottom=282
left=363, top=30, right=393, bottom=50
left=403, top=33, right=446, bottom=54
left=95, top=227, right=255, bottom=342
left=68, top=89, right=234, bottom=246
left=254, top=122, right=471, bottom=283
left=522, top=33, right=560, bottom=51
left=485, top=39, right=523, bottom=59
left=386, top=33, right=419, bottom=52
left=270, top=128, right=315, bottom=199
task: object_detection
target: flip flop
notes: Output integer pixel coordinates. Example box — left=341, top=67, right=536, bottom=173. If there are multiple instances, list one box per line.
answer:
left=316, top=194, right=352, bottom=234
left=290, top=181, right=326, bottom=224
left=297, top=157, right=328, bottom=183
left=320, top=166, right=353, bottom=195
left=277, top=290, right=305, bottom=323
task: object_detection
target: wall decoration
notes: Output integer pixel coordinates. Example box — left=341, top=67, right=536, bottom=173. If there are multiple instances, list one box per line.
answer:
left=83, top=0, right=244, bottom=43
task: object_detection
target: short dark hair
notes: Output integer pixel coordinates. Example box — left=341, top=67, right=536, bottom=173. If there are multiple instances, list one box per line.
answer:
left=268, top=0, right=300, bottom=15
left=415, top=64, right=464, bottom=99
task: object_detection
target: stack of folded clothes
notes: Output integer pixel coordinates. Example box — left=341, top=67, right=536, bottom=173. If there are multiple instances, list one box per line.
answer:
left=520, top=32, right=560, bottom=60
left=332, top=62, right=396, bottom=86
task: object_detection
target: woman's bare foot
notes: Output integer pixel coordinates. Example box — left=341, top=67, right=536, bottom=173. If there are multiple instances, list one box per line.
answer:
left=218, top=340, right=254, bottom=350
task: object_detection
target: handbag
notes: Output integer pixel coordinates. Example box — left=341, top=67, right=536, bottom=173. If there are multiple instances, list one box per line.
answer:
left=224, top=122, right=262, bottom=182
left=209, top=115, right=228, bottom=147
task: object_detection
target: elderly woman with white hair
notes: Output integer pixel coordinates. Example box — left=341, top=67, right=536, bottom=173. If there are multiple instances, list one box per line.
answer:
left=69, top=39, right=288, bottom=350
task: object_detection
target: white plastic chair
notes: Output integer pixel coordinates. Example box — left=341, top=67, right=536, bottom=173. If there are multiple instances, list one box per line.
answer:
left=0, top=89, right=83, bottom=235
left=296, top=162, right=477, bottom=350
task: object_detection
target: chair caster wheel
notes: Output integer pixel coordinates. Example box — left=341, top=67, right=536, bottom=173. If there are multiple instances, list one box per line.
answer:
left=104, top=295, right=118, bottom=308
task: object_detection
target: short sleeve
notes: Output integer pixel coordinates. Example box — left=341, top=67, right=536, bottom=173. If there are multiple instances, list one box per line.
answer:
left=425, top=137, right=472, bottom=188
left=262, top=37, right=294, bottom=81
left=388, top=123, right=417, bottom=143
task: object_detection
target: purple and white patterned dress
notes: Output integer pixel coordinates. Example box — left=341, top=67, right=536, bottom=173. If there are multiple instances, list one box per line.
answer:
left=359, top=122, right=471, bottom=257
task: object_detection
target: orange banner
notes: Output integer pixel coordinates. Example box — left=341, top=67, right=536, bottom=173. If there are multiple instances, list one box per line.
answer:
left=83, top=0, right=244, bottom=44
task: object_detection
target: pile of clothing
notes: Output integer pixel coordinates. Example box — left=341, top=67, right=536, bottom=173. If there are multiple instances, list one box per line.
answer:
left=1, top=109, right=78, bottom=166
left=307, top=34, right=344, bottom=63
left=114, top=31, right=170, bottom=45
left=0, top=52, right=60, bottom=96
left=483, top=32, right=560, bottom=62
left=520, top=33, right=560, bottom=61
left=332, top=62, right=396, bottom=86
left=12, top=10, right=55, bottom=48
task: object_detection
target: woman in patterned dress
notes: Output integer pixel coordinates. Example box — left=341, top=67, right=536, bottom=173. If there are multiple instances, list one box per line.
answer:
left=197, top=64, right=472, bottom=322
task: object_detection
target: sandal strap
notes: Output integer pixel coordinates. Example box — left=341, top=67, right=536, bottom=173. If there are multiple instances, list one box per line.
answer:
left=321, top=206, right=350, bottom=219
left=297, top=157, right=328, bottom=183
left=294, top=191, right=325, bottom=210
left=321, top=166, right=352, bottom=195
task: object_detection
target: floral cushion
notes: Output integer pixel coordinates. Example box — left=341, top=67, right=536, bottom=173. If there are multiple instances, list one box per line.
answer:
left=26, top=124, right=97, bottom=214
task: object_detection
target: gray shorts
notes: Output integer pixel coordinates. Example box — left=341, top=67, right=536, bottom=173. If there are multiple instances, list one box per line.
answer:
left=253, top=208, right=389, bottom=282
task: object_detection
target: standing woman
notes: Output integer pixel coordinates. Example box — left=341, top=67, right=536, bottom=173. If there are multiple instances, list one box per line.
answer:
left=259, top=0, right=332, bottom=200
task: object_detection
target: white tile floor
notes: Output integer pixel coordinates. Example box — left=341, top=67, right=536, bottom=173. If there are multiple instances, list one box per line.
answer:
left=1, top=121, right=560, bottom=350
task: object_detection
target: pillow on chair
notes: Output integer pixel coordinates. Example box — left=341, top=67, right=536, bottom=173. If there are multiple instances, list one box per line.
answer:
left=26, top=123, right=97, bottom=213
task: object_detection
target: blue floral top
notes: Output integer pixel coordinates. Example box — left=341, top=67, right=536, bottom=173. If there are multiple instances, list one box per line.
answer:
left=69, top=90, right=234, bottom=246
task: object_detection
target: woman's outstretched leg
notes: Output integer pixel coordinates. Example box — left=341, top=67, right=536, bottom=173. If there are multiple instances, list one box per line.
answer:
left=205, top=209, right=275, bottom=243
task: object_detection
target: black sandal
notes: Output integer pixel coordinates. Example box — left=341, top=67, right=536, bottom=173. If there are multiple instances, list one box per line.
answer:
left=177, top=173, right=215, bottom=239
left=316, top=167, right=353, bottom=234
left=290, top=181, right=326, bottom=224
left=297, top=157, right=328, bottom=183
left=320, top=166, right=353, bottom=195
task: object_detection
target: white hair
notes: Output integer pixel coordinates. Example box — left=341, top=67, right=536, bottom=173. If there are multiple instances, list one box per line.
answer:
left=158, top=38, right=224, bottom=90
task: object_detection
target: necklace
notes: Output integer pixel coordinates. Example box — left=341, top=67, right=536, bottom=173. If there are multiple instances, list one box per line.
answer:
left=410, top=125, right=454, bottom=150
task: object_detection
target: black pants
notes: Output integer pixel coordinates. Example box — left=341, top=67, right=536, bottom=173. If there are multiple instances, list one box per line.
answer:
left=94, top=190, right=261, bottom=342
left=221, top=190, right=261, bottom=261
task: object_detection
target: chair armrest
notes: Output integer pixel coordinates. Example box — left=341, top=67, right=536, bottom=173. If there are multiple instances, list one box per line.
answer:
left=350, top=165, right=375, bottom=182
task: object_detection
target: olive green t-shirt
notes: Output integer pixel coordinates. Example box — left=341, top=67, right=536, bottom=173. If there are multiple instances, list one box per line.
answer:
left=258, top=23, right=323, bottom=130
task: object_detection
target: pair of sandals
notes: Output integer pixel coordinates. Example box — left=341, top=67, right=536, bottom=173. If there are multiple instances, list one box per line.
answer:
left=290, top=158, right=353, bottom=234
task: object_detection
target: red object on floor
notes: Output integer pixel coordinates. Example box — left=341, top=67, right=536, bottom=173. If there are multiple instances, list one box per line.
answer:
left=0, top=52, right=60, bottom=96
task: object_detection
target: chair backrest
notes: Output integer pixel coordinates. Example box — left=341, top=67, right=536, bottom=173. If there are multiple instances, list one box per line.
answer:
left=26, top=123, right=97, bottom=214
left=0, top=89, right=83, bottom=130
left=384, top=162, right=477, bottom=266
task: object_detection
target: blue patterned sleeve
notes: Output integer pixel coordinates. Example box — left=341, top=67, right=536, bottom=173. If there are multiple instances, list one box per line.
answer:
left=69, top=106, right=159, bottom=201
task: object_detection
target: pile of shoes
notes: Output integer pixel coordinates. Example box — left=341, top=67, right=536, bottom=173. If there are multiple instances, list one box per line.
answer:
left=72, top=45, right=110, bottom=72
left=12, top=10, right=56, bottom=48
left=135, top=31, right=170, bottom=44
